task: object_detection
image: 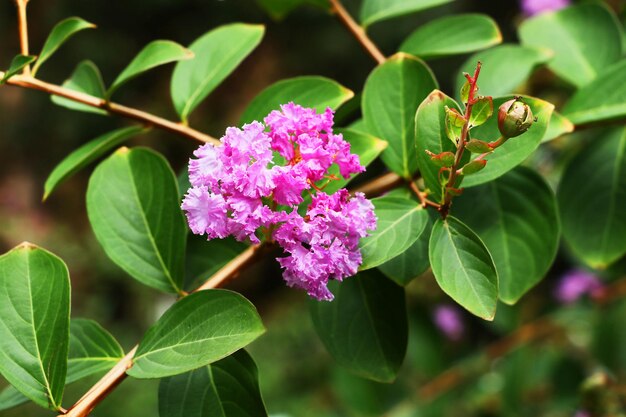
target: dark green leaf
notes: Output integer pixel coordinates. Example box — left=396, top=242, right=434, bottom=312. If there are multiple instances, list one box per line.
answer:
left=240, top=76, right=353, bottom=124
left=558, top=127, right=626, bottom=268
left=399, top=14, right=501, bottom=59
left=453, top=167, right=560, bottom=304
left=414, top=90, right=464, bottom=202
left=256, top=0, right=329, bottom=20
left=562, top=60, right=626, bottom=126
left=172, top=24, right=264, bottom=122
left=0, top=243, right=70, bottom=410
left=129, top=290, right=265, bottom=379
left=429, top=217, right=498, bottom=320
left=455, top=45, right=552, bottom=98
left=86, top=147, right=187, bottom=294
left=0, top=55, right=36, bottom=84
left=51, top=60, right=107, bottom=114
left=461, top=95, right=553, bottom=187
left=359, top=196, right=429, bottom=270
left=519, top=3, right=623, bottom=88
left=360, top=0, right=453, bottom=27
left=377, top=210, right=433, bottom=286
left=158, top=350, right=267, bottom=417
left=32, top=17, right=95, bottom=75
left=44, top=126, right=146, bottom=200
left=310, top=269, right=407, bottom=382
left=0, top=318, right=124, bottom=411
left=362, top=53, right=438, bottom=179
left=185, top=236, right=247, bottom=290
left=108, top=40, right=193, bottom=99
left=470, top=96, right=493, bottom=128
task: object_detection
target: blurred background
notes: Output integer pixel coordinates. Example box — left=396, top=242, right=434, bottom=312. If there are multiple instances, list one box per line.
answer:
left=1, top=0, right=626, bottom=416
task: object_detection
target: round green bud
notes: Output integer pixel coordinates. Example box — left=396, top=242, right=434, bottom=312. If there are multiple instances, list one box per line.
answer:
left=497, top=98, right=535, bottom=138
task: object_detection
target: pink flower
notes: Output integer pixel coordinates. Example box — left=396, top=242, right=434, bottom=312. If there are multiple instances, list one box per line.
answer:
left=520, top=0, right=570, bottom=16
left=433, top=304, right=464, bottom=341
left=554, top=269, right=603, bottom=304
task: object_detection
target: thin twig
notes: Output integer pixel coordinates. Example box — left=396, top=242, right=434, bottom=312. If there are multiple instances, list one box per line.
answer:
left=60, top=245, right=264, bottom=417
left=351, top=172, right=404, bottom=198
left=14, top=0, right=30, bottom=75
left=0, top=73, right=219, bottom=145
left=328, top=0, right=386, bottom=64
left=408, top=181, right=441, bottom=209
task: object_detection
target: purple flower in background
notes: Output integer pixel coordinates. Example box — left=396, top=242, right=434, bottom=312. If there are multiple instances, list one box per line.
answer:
left=520, top=0, right=570, bottom=16
left=554, top=269, right=603, bottom=304
left=433, top=304, right=464, bottom=341
left=181, top=102, right=376, bottom=301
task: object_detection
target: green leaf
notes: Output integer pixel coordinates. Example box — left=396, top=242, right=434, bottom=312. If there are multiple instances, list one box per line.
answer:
left=0, top=318, right=124, bottom=411
left=399, top=14, right=501, bottom=59
left=128, top=290, right=265, bottom=379
left=452, top=167, right=559, bottom=304
left=172, top=24, right=265, bottom=122
left=359, top=196, right=429, bottom=270
left=469, top=96, right=493, bottom=128
left=519, top=3, right=624, bottom=88
left=444, top=106, right=465, bottom=144
left=44, top=126, right=146, bottom=200
left=158, top=350, right=267, bottom=417
left=429, top=217, right=498, bottom=320
left=108, top=40, right=193, bottom=99
left=377, top=210, right=434, bottom=286
left=360, top=0, right=453, bottom=27
left=51, top=60, right=107, bottom=114
left=455, top=45, right=552, bottom=98
left=562, top=60, right=626, bottom=126
left=362, top=53, right=438, bottom=179
left=185, top=236, right=247, bottom=290
left=414, top=90, right=464, bottom=202
left=310, top=269, right=407, bottom=382
left=558, top=127, right=626, bottom=268
left=86, top=147, right=187, bottom=294
left=0, top=243, right=70, bottom=410
left=256, top=0, right=329, bottom=20
left=32, top=17, right=95, bottom=75
left=461, top=95, right=553, bottom=187
left=542, top=111, right=574, bottom=143
left=240, top=76, right=353, bottom=124
left=0, top=55, right=36, bottom=84
left=320, top=129, right=387, bottom=195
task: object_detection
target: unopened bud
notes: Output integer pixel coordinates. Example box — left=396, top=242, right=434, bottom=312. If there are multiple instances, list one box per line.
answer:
left=497, top=98, right=535, bottom=138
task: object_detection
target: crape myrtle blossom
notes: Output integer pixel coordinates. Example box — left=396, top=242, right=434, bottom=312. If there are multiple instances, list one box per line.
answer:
left=181, top=102, right=376, bottom=301
left=554, top=269, right=603, bottom=304
left=520, top=0, right=570, bottom=16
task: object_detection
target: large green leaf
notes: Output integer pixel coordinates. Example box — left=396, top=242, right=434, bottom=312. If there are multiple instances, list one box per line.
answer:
left=558, top=127, right=626, bottom=268
left=414, top=90, right=463, bottom=202
left=158, top=350, right=267, bottom=417
left=185, top=236, right=247, bottom=290
left=359, top=196, right=429, bottom=270
left=310, top=269, right=407, bottom=382
left=377, top=210, right=434, bottom=286
left=0, top=318, right=124, bottom=411
left=562, top=60, right=626, bottom=126
left=51, top=60, right=107, bottom=114
left=86, top=147, right=187, bottom=294
left=107, top=40, right=193, bottom=99
left=32, top=17, right=95, bottom=75
left=429, top=217, right=498, bottom=320
left=360, top=0, right=453, bottom=27
left=240, top=76, right=353, bottom=124
left=0, top=55, right=36, bottom=84
left=461, top=95, right=553, bottom=187
left=362, top=53, right=437, bottom=179
left=128, top=290, right=264, bottom=379
left=172, top=24, right=264, bottom=122
left=519, top=3, right=623, bottom=88
left=0, top=243, right=70, bottom=410
left=453, top=167, right=559, bottom=304
left=455, top=45, right=552, bottom=98
left=399, top=14, right=501, bottom=59
left=44, top=126, right=146, bottom=200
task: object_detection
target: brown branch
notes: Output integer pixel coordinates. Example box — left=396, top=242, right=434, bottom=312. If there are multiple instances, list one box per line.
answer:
left=0, top=73, right=219, bottom=145
left=408, top=181, right=441, bottom=209
left=60, top=245, right=264, bottom=417
left=14, top=0, right=30, bottom=75
left=328, top=0, right=386, bottom=65
left=351, top=172, right=404, bottom=198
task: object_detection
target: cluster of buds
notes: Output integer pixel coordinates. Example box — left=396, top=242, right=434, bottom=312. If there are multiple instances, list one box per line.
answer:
left=425, top=62, right=536, bottom=203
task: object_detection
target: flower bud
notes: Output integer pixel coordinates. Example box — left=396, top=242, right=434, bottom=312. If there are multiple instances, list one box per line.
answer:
left=497, top=98, right=535, bottom=138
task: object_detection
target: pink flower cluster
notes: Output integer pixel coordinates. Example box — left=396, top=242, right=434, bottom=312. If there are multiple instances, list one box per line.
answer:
left=181, top=103, right=376, bottom=300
